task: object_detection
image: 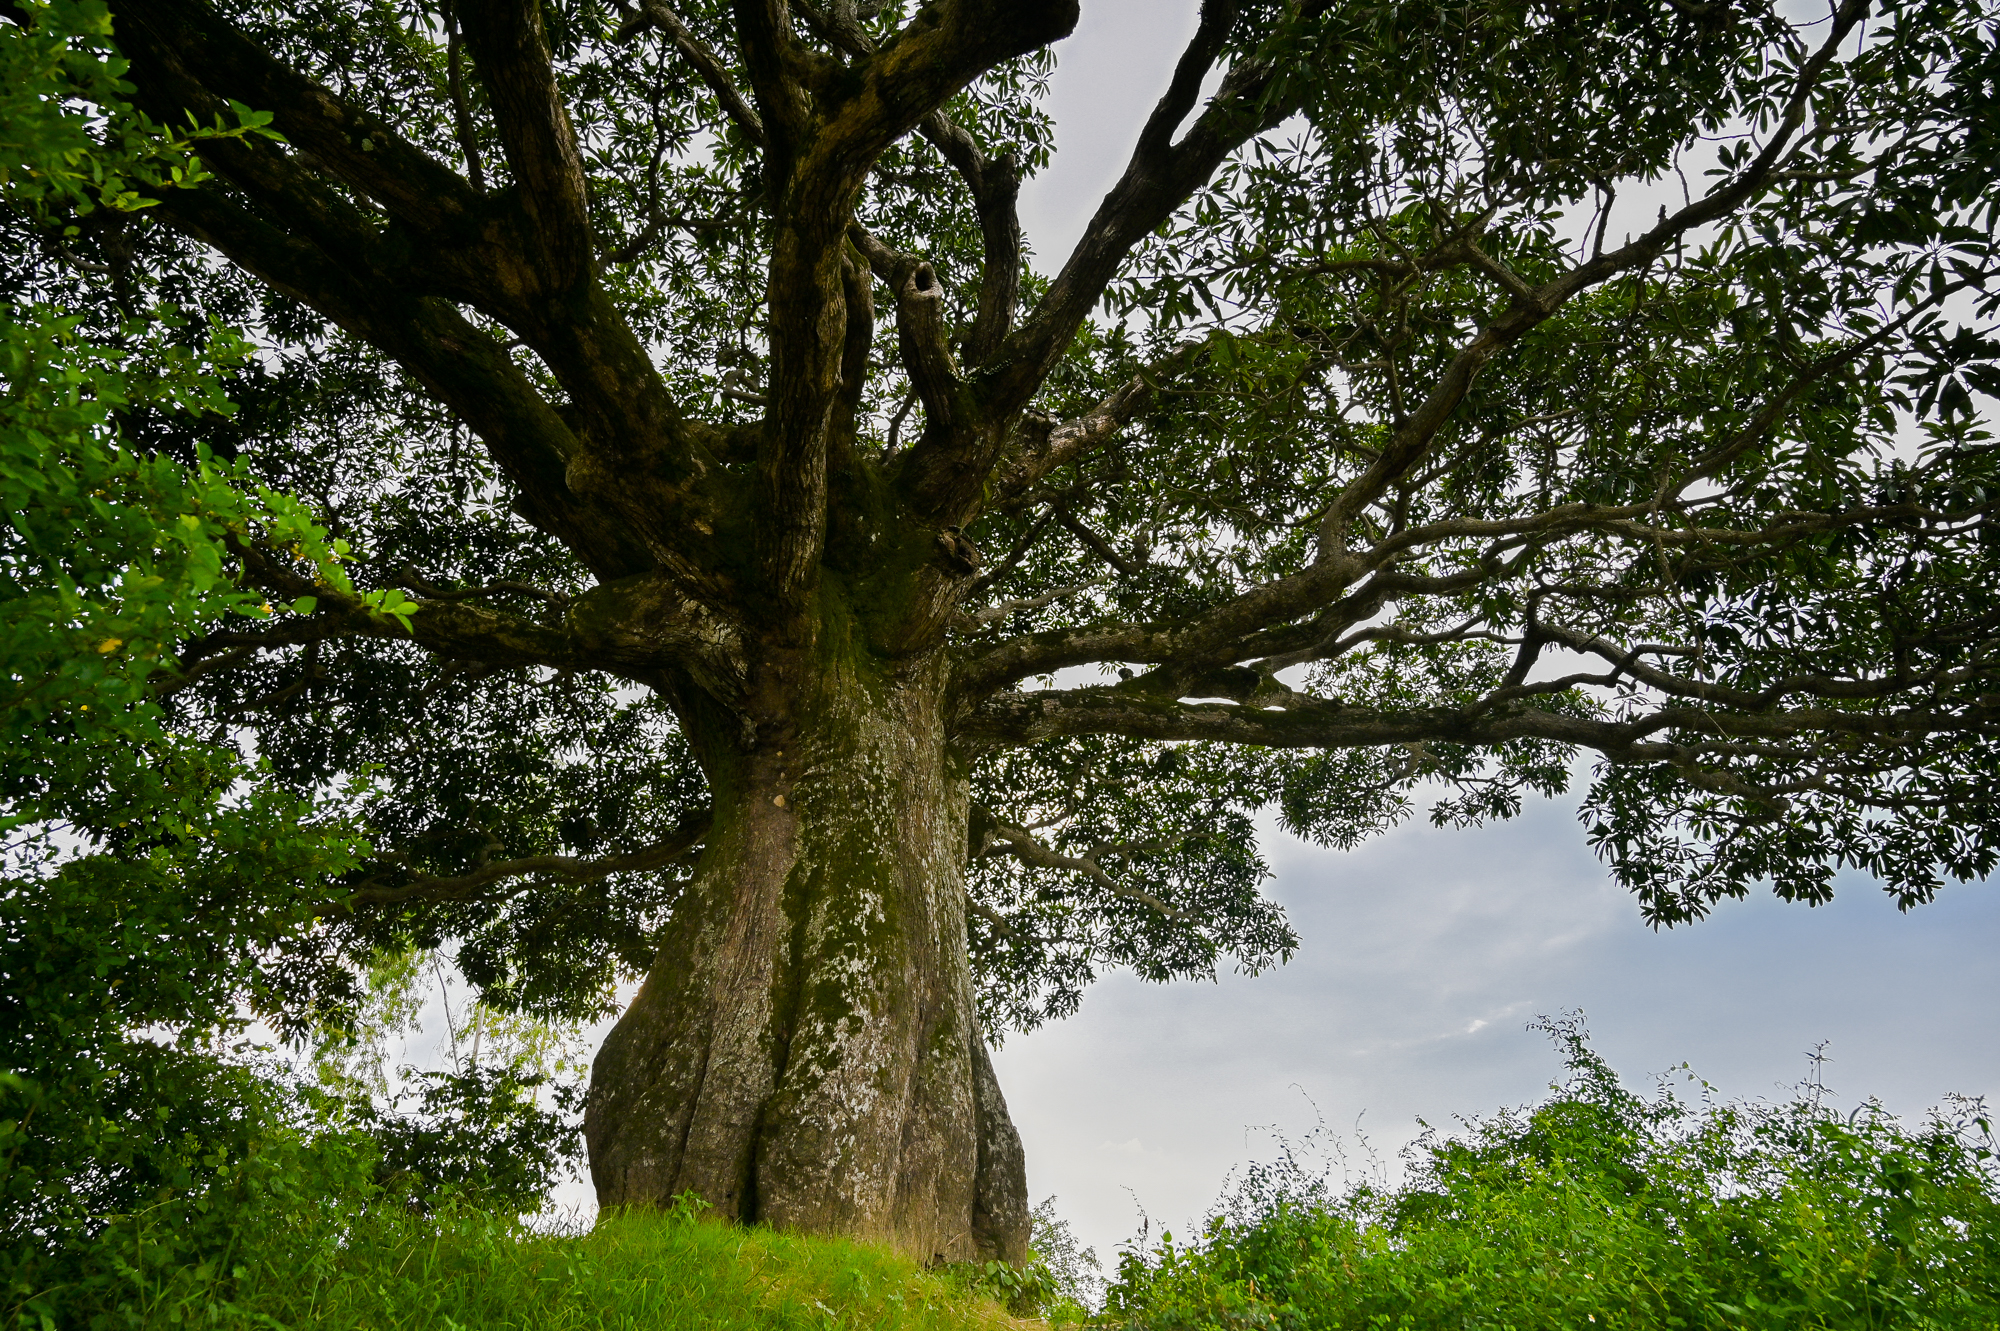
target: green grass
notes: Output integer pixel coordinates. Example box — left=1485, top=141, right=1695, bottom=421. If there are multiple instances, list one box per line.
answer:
left=23, top=1026, right=1994, bottom=1329
left=82, top=1199, right=1045, bottom=1331
left=269, top=1208, right=1038, bottom=1331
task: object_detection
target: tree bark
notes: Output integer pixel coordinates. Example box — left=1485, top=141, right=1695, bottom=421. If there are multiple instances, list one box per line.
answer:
left=583, top=643, right=1027, bottom=1264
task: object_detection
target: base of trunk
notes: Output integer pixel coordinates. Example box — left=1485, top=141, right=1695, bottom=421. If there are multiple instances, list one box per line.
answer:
left=583, top=657, right=1028, bottom=1264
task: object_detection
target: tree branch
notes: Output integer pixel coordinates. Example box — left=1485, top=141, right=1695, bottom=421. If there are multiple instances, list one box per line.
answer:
left=957, top=686, right=1998, bottom=767
left=988, top=340, right=1205, bottom=505
left=108, top=0, right=484, bottom=238
left=962, top=579, right=1105, bottom=630
left=109, top=0, right=729, bottom=608
left=453, top=0, right=594, bottom=283
left=183, top=550, right=747, bottom=703
left=740, top=1, right=1079, bottom=638
left=979, top=0, right=1281, bottom=415
left=1316, top=0, right=1873, bottom=554
left=1055, top=511, right=1141, bottom=578
left=443, top=0, right=488, bottom=192
left=343, top=808, right=713, bottom=908
left=981, top=818, right=1193, bottom=923
left=621, top=0, right=767, bottom=147
left=790, top=0, right=1026, bottom=363
left=894, top=260, right=968, bottom=433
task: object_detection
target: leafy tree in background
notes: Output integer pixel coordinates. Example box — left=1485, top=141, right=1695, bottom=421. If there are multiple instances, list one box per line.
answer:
left=2, top=15, right=569, bottom=1319
left=4, top=0, right=1997, bottom=1264
left=1, top=0, right=372, bottom=1264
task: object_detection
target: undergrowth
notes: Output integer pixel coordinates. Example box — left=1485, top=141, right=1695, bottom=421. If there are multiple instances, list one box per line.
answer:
left=273, top=1201, right=1040, bottom=1331
left=1104, top=1018, right=2000, bottom=1331
left=14, top=1020, right=1995, bottom=1329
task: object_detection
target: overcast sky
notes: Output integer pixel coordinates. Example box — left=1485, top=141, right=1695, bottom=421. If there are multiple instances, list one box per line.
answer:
left=991, top=0, right=2000, bottom=1268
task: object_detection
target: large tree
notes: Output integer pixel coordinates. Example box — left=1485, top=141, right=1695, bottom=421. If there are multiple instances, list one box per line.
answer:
left=9, top=0, right=1997, bottom=1264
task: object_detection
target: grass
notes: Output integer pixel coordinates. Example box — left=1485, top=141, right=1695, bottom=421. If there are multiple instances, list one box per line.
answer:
left=243, top=1205, right=1043, bottom=1331
left=75, top=1197, right=1047, bottom=1331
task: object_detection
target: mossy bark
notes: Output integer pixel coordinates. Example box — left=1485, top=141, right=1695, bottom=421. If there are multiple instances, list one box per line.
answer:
left=584, top=642, right=1027, bottom=1264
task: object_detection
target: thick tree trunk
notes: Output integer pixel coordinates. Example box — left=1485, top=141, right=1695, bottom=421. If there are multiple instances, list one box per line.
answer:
left=583, top=646, right=1028, bottom=1264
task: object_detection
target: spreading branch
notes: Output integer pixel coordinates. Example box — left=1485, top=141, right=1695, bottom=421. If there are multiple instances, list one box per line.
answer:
left=978, top=816, right=1193, bottom=923
left=979, top=0, right=1285, bottom=415
left=106, top=0, right=728, bottom=603
left=343, top=808, right=714, bottom=908
left=957, top=686, right=1999, bottom=769
left=621, top=0, right=767, bottom=147
left=174, top=548, right=747, bottom=703
left=1316, top=0, right=1872, bottom=555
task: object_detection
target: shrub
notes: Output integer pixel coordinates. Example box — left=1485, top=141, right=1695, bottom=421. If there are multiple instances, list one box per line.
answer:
left=1104, top=1019, right=2000, bottom=1331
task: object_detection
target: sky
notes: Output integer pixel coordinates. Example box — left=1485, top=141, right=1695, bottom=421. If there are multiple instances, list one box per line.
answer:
left=986, top=0, right=2000, bottom=1268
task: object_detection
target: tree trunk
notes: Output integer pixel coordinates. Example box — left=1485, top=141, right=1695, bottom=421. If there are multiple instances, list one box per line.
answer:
left=583, top=643, right=1028, bottom=1264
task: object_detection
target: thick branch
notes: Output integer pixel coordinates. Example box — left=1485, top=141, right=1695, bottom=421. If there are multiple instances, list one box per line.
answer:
left=979, top=0, right=1280, bottom=415
left=108, top=0, right=483, bottom=238
left=193, top=553, right=747, bottom=702
left=745, top=1, right=1079, bottom=625
left=793, top=0, right=1076, bottom=194
left=957, top=687, right=1996, bottom=765
left=625, top=0, right=767, bottom=147
left=147, top=184, right=652, bottom=579
left=892, top=1, right=1306, bottom=527
left=109, top=0, right=726, bottom=605
left=895, top=261, right=968, bottom=433
left=792, top=1, right=1025, bottom=363
left=960, top=151, right=1023, bottom=366
left=454, top=0, right=594, bottom=283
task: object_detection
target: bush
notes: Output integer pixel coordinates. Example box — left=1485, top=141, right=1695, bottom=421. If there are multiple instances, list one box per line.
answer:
left=1104, top=1018, right=2000, bottom=1331
left=1, top=1050, right=586, bottom=1328
left=946, top=1196, right=1104, bottom=1322
left=1, top=1072, right=378, bottom=1330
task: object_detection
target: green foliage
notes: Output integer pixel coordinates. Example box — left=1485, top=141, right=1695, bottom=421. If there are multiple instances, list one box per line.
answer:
left=2, top=0, right=1988, bottom=1046
left=0, top=0, right=277, bottom=213
left=1, top=4, right=376, bottom=1289
left=1065, top=0, right=2000, bottom=925
left=0, top=305, right=362, bottom=828
left=324, top=1063, right=583, bottom=1215
left=1030, top=1195, right=1107, bottom=1323
left=1103, top=1021, right=2000, bottom=1331
left=1, top=11, right=580, bottom=1322
left=945, top=1199, right=1100, bottom=1323
left=1, top=1084, right=381, bottom=1331
left=970, top=737, right=1298, bottom=1030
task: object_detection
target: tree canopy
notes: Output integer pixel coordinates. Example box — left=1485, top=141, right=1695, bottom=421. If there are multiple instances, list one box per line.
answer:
left=5, top=0, right=1998, bottom=1256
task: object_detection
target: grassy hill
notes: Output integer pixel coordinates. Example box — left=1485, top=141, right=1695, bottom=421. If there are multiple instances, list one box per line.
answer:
left=214, top=1202, right=1049, bottom=1331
